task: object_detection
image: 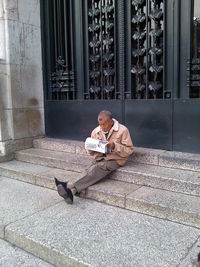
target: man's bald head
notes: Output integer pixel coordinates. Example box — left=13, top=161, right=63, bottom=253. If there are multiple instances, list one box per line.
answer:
left=98, top=110, right=112, bottom=122
left=98, top=110, right=114, bottom=132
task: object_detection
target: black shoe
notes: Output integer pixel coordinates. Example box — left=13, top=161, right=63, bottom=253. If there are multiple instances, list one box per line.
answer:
left=54, top=177, right=68, bottom=188
left=54, top=177, right=73, bottom=204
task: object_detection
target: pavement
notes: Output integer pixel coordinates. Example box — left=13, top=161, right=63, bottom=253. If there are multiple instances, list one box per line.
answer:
left=0, top=176, right=200, bottom=267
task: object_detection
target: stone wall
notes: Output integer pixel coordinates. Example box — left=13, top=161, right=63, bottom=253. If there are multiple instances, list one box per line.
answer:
left=0, top=0, right=44, bottom=155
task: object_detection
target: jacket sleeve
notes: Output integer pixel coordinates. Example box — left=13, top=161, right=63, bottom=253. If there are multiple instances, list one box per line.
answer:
left=113, top=128, right=133, bottom=157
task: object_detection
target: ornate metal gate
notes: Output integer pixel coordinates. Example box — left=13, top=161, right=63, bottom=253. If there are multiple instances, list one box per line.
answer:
left=41, top=0, right=200, bottom=153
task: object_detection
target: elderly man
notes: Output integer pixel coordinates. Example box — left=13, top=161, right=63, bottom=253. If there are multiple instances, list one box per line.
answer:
left=55, top=110, right=133, bottom=204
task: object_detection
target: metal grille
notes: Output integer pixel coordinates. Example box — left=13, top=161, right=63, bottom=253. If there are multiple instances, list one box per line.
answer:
left=188, top=2, right=200, bottom=98
left=130, top=0, right=168, bottom=99
left=48, top=0, right=75, bottom=100
left=85, top=0, right=117, bottom=100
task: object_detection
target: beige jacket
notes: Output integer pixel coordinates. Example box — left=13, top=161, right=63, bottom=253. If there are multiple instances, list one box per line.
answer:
left=88, top=119, right=134, bottom=166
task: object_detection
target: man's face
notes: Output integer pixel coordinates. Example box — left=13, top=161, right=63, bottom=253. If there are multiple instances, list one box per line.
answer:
left=98, top=117, right=113, bottom=132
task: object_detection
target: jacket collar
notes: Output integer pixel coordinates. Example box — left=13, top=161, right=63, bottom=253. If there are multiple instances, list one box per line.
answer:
left=96, top=118, right=119, bottom=133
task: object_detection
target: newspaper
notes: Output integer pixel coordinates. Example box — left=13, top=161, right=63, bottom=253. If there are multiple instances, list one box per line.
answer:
left=85, top=137, right=109, bottom=153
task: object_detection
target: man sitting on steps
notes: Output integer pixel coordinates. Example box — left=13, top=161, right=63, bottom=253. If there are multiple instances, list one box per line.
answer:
left=54, top=110, right=134, bottom=204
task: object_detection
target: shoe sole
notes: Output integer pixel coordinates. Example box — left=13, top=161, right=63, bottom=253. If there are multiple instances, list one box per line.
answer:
left=57, top=185, right=73, bottom=204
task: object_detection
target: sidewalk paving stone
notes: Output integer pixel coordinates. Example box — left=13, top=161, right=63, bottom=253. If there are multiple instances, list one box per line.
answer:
left=0, top=239, right=54, bottom=267
left=0, top=176, right=61, bottom=238
left=4, top=189, right=200, bottom=267
left=126, top=187, right=200, bottom=228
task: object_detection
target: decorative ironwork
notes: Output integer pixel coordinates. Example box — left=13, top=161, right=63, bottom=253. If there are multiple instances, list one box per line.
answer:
left=50, top=56, right=75, bottom=100
left=131, top=0, right=168, bottom=99
left=188, top=3, right=200, bottom=98
left=85, top=0, right=116, bottom=100
left=47, top=0, right=75, bottom=100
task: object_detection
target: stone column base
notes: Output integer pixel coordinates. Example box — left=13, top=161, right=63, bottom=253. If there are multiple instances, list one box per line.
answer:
left=0, top=136, right=44, bottom=156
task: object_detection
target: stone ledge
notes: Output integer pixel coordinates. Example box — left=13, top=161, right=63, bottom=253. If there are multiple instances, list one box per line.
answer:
left=1, top=160, right=200, bottom=229
left=0, top=154, right=13, bottom=163
left=0, top=177, right=61, bottom=238
left=126, top=187, right=200, bottom=228
left=0, top=160, right=83, bottom=189
left=0, top=136, right=42, bottom=155
left=13, top=148, right=200, bottom=196
left=0, top=239, right=53, bottom=267
left=4, top=188, right=200, bottom=267
left=15, top=148, right=90, bottom=172
left=33, top=137, right=87, bottom=155
left=84, top=179, right=141, bottom=208
left=33, top=138, right=200, bottom=171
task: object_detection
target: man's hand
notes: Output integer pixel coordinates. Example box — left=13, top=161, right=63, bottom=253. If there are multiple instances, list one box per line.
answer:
left=107, top=141, right=115, bottom=150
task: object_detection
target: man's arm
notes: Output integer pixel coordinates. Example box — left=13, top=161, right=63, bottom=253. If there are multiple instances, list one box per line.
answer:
left=111, top=128, right=133, bottom=157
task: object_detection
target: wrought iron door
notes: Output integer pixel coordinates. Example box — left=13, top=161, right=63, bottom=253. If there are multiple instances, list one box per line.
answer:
left=41, top=0, right=200, bottom=153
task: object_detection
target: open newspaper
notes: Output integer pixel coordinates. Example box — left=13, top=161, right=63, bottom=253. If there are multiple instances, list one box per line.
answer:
left=85, top=137, right=109, bottom=154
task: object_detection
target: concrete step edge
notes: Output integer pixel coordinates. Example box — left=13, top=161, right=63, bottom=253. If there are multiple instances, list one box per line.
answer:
left=2, top=177, right=199, bottom=267
left=1, top=162, right=200, bottom=197
left=33, top=138, right=200, bottom=171
left=3, top=156, right=200, bottom=196
left=1, top=163, right=200, bottom=230
left=13, top=149, right=200, bottom=196
left=85, top=185, right=200, bottom=229
left=15, top=149, right=87, bottom=173
left=5, top=228, right=89, bottom=267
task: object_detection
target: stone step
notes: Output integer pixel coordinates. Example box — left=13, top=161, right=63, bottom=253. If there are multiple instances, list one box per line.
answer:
left=0, top=176, right=61, bottom=239
left=1, top=176, right=200, bottom=267
left=15, top=148, right=91, bottom=172
left=33, top=137, right=200, bottom=171
left=0, top=239, right=54, bottom=267
left=0, top=160, right=83, bottom=190
left=86, top=180, right=200, bottom=228
left=1, top=160, right=200, bottom=229
left=33, top=137, right=87, bottom=155
left=0, top=153, right=14, bottom=163
left=113, top=162, right=200, bottom=197
left=126, top=187, right=200, bottom=228
left=14, top=148, right=200, bottom=196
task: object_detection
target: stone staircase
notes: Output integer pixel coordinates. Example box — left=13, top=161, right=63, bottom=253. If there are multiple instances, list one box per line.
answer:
left=1, top=137, right=200, bottom=266
left=0, top=137, right=200, bottom=228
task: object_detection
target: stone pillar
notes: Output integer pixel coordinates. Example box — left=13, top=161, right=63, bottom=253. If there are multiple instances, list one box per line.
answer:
left=0, top=0, right=44, bottom=156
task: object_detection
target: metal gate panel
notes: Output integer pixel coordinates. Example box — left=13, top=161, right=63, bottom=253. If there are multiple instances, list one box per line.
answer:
left=41, top=0, right=200, bottom=153
left=173, top=0, right=200, bottom=153
left=45, top=100, right=123, bottom=140
left=173, top=99, right=200, bottom=153
left=125, top=100, right=172, bottom=150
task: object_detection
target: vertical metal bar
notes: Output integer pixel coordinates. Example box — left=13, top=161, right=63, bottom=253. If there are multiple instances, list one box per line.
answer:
left=146, top=0, right=149, bottom=99
left=63, top=0, right=69, bottom=67
left=100, top=0, right=103, bottom=99
left=63, top=0, right=70, bottom=100
left=69, top=0, right=74, bottom=70
left=83, top=0, right=89, bottom=98
left=124, top=0, right=131, bottom=99
left=189, top=0, right=194, bottom=98
left=47, top=0, right=52, bottom=100
left=117, top=0, right=125, bottom=121
left=114, top=0, right=116, bottom=99
left=57, top=0, right=62, bottom=57
left=179, top=0, right=192, bottom=99
left=163, top=0, right=166, bottom=99
left=72, top=0, right=84, bottom=100
left=173, top=0, right=180, bottom=99
left=53, top=0, right=58, bottom=61
left=69, top=0, right=75, bottom=99
left=40, top=0, right=51, bottom=101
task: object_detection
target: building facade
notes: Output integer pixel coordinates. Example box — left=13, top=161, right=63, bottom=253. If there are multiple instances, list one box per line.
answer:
left=0, top=0, right=200, bottom=156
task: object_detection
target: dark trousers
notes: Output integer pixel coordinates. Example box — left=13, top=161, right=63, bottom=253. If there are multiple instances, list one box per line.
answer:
left=69, top=159, right=120, bottom=193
